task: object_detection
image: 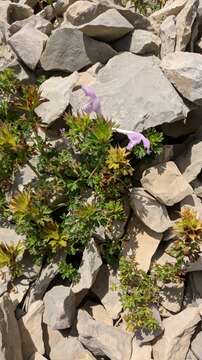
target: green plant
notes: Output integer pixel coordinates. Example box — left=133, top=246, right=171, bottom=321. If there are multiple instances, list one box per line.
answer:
left=0, top=240, right=25, bottom=278
left=119, top=257, right=160, bottom=332
left=58, top=260, right=80, bottom=283
left=132, top=128, right=164, bottom=160
left=123, top=0, right=165, bottom=16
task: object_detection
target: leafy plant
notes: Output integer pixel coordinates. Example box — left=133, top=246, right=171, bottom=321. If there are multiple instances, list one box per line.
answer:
left=58, top=260, right=80, bottom=283
left=0, top=240, right=25, bottom=278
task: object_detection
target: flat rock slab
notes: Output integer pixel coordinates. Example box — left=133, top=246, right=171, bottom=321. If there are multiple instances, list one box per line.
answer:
left=40, top=28, right=116, bottom=73
left=78, top=8, right=133, bottom=42
left=50, top=336, right=96, bottom=360
left=71, top=52, right=188, bottom=131
left=161, top=51, right=202, bottom=105
left=130, top=187, right=171, bottom=233
left=141, top=161, right=193, bottom=206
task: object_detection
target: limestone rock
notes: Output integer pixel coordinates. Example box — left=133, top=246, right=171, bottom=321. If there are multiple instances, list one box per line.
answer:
left=159, top=281, right=184, bottom=313
left=43, top=324, right=67, bottom=357
left=18, top=300, right=44, bottom=360
left=176, top=129, right=202, bottom=182
left=130, top=187, right=171, bottom=233
left=0, top=226, right=23, bottom=246
left=113, top=29, right=161, bottom=55
left=82, top=301, right=113, bottom=326
left=175, top=0, right=198, bottom=51
left=0, top=294, right=23, bottom=360
left=161, top=52, right=202, bottom=105
left=78, top=9, right=133, bottom=42
left=9, top=24, right=47, bottom=70
left=64, top=0, right=109, bottom=26
left=141, top=161, right=193, bottom=206
left=192, top=178, right=202, bottom=197
left=149, top=0, right=187, bottom=31
left=54, top=0, right=71, bottom=16
left=92, top=264, right=122, bottom=320
left=160, top=15, right=176, bottom=58
left=29, top=353, right=47, bottom=360
left=43, top=285, right=76, bottom=330
left=9, top=15, right=53, bottom=36
left=71, top=52, right=188, bottom=131
left=131, top=339, right=152, bottom=360
left=153, top=306, right=201, bottom=360
left=72, top=239, right=102, bottom=305
left=77, top=309, right=132, bottom=360
left=0, top=43, right=16, bottom=71
left=35, top=72, right=79, bottom=125
left=191, top=331, right=202, bottom=359
left=19, top=0, right=38, bottom=8
left=7, top=3, right=33, bottom=23
left=122, top=216, right=162, bottom=272
left=50, top=336, right=96, bottom=360
left=40, top=28, right=116, bottom=73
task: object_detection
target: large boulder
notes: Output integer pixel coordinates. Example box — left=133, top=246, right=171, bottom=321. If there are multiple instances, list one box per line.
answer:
left=130, top=187, right=171, bottom=233
left=40, top=28, right=116, bottom=73
left=77, top=309, right=132, bottom=360
left=141, top=161, right=193, bottom=206
left=8, top=24, right=47, bottom=70
left=161, top=52, right=202, bottom=105
left=43, top=285, right=76, bottom=330
left=78, top=9, right=133, bottom=42
left=9, top=14, right=53, bottom=36
left=7, top=2, right=33, bottom=23
left=71, top=52, right=188, bottom=131
left=113, top=29, right=161, bottom=55
left=35, top=72, right=79, bottom=125
left=0, top=294, right=23, bottom=360
left=18, top=301, right=44, bottom=360
left=50, top=336, right=96, bottom=360
left=153, top=306, right=201, bottom=360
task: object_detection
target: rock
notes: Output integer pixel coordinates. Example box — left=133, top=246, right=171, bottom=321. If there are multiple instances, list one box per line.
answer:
left=153, top=306, right=201, bottom=360
left=50, top=336, right=96, bottom=360
left=191, top=331, right=202, bottom=360
left=9, top=15, right=53, bottom=36
left=0, top=294, right=23, bottom=360
left=161, top=52, right=202, bottom=105
left=9, top=24, right=48, bottom=70
left=71, top=52, right=188, bottom=131
left=160, top=15, right=176, bottom=58
left=82, top=301, right=113, bottom=326
left=78, top=9, right=133, bottom=42
left=7, top=3, right=33, bottom=23
left=0, top=43, right=16, bottom=71
left=64, top=0, right=109, bottom=26
left=131, top=339, right=152, bottom=360
left=122, top=216, right=162, bottom=272
left=141, top=161, right=193, bottom=206
left=77, top=309, right=132, bottom=360
left=186, top=350, right=199, bottom=360
left=92, top=264, right=122, bottom=320
left=19, top=0, right=38, bottom=8
left=43, top=324, right=67, bottom=357
left=35, top=72, right=78, bottom=125
left=29, top=353, right=47, bottom=360
left=192, top=178, right=202, bottom=197
left=10, top=278, right=30, bottom=309
left=72, top=239, right=102, bottom=305
left=175, top=0, right=198, bottom=51
left=113, top=29, right=161, bottom=55
left=159, top=281, right=184, bottom=313
left=40, top=28, right=116, bottom=73
left=180, top=193, right=202, bottom=219
left=116, top=5, right=152, bottom=29
left=54, top=0, right=71, bottom=16
left=130, top=187, right=171, bottom=233
left=18, top=300, right=44, bottom=360
left=12, top=160, right=37, bottom=192
left=176, top=129, right=202, bottom=183
left=149, top=0, right=187, bottom=31
left=0, top=226, right=23, bottom=246
left=43, top=285, right=76, bottom=330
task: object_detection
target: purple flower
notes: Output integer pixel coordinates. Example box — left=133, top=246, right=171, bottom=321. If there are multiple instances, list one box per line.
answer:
left=113, top=128, right=151, bottom=154
left=81, top=85, right=101, bottom=114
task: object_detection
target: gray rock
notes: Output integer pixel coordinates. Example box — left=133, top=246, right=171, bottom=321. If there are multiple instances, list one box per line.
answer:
left=130, top=187, right=171, bottom=233
left=131, top=339, right=152, bottom=360
left=192, top=178, right=202, bottom=198
left=71, top=52, right=188, bottom=131
left=92, top=264, right=122, bottom=320
left=161, top=51, right=202, bottom=105
left=54, top=0, right=71, bottom=16
left=0, top=226, right=23, bottom=246
left=18, top=301, right=44, bottom=360
left=72, top=239, right=102, bottom=305
left=122, top=216, right=162, bottom=272
left=82, top=301, right=113, bottom=326
left=0, top=294, right=23, bottom=360
left=160, top=15, right=176, bottom=58
left=9, top=24, right=48, bottom=70
left=50, top=336, right=96, bottom=360
left=7, top=3, right=33, bottom=23
left=141, top=161, right=193, bottom=206
left=153, top=306, right=201, bottom=360
left=113, top=29, right=160, bottom=55
left=9, top=14, right=53, bottom=36
left=19, top=0, right=38, bottom=8
left=29, top=353, right=47, bottom=360
left=78, top=9, right=133, bottom=42
left=77, top=309, right=132, bottom=360
left=0, top=43, right=16, bottom=71
left=186, top=350, right=198, bottom=360
left=159, top=281, right=184, bottom=313
left=64, top=0, right=109, bottom=26
left=175, top=0, right=198, bottom=51
left=116, top=5, right=152, bottom=29
left=43, top=285, right=76, bottom=330
left=40, top=28, right=116, bottom=73
left=35, top=72, right=79, bottom=125
left=176, top=129, right=202, bottom=183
